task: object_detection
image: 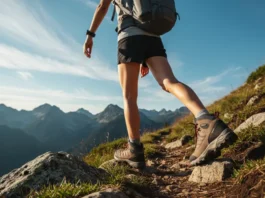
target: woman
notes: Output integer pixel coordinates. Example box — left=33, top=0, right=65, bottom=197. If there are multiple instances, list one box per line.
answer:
left=83, top=0, right=237, bottom=168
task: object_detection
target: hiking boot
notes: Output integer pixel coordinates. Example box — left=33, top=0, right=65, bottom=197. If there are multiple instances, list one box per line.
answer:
left=189, top=113, right=238, bottom=166
left=114, top=141, right=146, bottom=169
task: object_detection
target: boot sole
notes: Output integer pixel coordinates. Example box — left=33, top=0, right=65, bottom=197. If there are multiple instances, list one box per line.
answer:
left=114, top=156, right=146, bottom=169
left=190, top=128, right=238, bottom=166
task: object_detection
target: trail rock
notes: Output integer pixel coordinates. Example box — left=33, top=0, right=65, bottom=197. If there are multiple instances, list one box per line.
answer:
left=0, top=152, right=107, bottom=198
left=82, top=188, right=129, bottom=198
left=254, top=83, right=262, bottom=90
left=247, top=95, right=259, bottom=106
left=188, top=160, right=233, bottom=183
left=165, top=135, right=192, bottom=149
left=170, top=163, right=181, bottom=170
left=234, top=112, right=265, bottom=133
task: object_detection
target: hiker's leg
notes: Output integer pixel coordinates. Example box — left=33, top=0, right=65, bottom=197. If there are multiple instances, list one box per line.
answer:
left=146, top=56, right=237, bottom=165
left=118, top=62, right=141, bottom=140
left=146, top=56, right=205, bottom=116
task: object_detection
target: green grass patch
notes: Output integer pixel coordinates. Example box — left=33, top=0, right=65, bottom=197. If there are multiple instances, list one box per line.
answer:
left=233, top=157, right=265, bottom=184
left=247, top=64, right=265, bottom=83
left=84, top=138, right=127, bottom=167
left=28, top=180, right=100, bottom=198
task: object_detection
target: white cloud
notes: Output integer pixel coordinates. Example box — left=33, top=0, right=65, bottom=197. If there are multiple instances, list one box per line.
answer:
left=0, top=85, right=122, bottom=114
left=0, top=0, right=118, bottom=82
left=189, top=67, right=241, bottom=94
left=17, top=71, right=33, bottom=80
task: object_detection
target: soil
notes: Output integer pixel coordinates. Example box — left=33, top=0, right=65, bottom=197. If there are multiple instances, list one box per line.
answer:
left=122, top=133, right=265, bottom=198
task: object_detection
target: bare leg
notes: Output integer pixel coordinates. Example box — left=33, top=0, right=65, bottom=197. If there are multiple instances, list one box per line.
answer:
left=146, top=56, right=205, bottom=116
left=118, top=62, right=141, bottom=140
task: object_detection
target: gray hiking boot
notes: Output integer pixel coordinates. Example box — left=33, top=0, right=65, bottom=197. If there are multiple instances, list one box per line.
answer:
left=189, top=113, right=238, bottom=166
left=114, top=141, right=146, bottom=169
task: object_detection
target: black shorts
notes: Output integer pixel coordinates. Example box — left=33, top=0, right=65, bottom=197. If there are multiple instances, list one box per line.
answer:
left=118, top=35, right=167, bottom=66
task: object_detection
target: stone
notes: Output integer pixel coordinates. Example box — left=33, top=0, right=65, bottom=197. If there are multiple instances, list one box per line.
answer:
left=247, top=95, right=259, bottom=106
left=82, top=188, right=129, bottom=198
left=254, top=83, right=262, bottom=90
left=234, top=112, right=265, bottom=133
left=224, top=113, right=233, bottom=120
left=170, top=163, right=181, bottom=170
left=255, top=77, right=263, bottom=84
left=165, top=135, right=192, bottom=149
left=146, top=160, right=155, bottom=166
left=188, top=160, right=233, bottom=183
left=0, top=152, right=107, bottom=198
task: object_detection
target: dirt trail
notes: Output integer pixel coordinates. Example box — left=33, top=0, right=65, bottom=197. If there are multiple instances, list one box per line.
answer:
left=124, top=132, right=265, bottom=198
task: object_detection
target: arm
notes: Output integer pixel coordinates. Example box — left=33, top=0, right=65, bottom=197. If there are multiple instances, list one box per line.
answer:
left=83, top=0, right=112, bottom=58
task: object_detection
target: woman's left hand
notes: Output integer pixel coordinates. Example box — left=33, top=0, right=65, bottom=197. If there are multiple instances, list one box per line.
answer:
left=140, top=65, right=149, bottom=78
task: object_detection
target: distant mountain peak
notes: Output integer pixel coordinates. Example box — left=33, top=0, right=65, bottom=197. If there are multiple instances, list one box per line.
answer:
left=96, top=104, right=123, bottom=123
left=76, top=108, right=94, bottom=118
left=104, top=104, right=123, bottom=112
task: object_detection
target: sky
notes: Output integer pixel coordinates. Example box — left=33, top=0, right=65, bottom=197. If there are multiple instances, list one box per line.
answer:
left=0, top=0, right=264, bottom=114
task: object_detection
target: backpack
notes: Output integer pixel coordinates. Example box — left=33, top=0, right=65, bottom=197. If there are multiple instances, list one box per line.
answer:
left=111, top=0, right=180, bottom=36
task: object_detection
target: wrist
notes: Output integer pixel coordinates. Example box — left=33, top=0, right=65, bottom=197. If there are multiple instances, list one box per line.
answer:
left=86, top=30, right=96, bottom=38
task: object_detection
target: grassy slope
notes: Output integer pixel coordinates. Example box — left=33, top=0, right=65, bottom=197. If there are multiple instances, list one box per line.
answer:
left=32, top=64, right=265, bottom=197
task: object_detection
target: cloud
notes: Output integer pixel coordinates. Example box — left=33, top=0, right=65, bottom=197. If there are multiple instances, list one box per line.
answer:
left=0, top=85, right=122, bottom=113
left=189, top=67, right=241, bottom=94
left=17, top=71, right=33, bottom=80
left=0, top=0, right=118, bottom=82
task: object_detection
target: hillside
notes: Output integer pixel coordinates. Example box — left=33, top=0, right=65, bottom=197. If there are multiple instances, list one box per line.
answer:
left=0, top=125, right=46, bottom=176
left=1, top=64, right=265, bottom=198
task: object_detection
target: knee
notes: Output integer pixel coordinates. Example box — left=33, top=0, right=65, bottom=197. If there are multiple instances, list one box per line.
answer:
left=159, top=78, right=178, bottom=92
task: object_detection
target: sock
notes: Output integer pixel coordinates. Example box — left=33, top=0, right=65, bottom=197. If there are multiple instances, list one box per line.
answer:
left=129, top=138, right=141, bottom=145
left=195, top=109, right=210, bottom=119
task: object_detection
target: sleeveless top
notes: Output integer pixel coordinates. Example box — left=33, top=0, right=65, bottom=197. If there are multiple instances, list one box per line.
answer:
left=115, top=5, right=159, bottom=41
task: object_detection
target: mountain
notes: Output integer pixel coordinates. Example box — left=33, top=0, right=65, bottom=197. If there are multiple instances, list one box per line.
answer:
left=95, top=104, right=124, bottom=123
left=76, top=108, right=94, bottom=118
left=70, top=109, right=162, bottom=155
left=0, top=125, right=46, bottom=176
left=139, top=107, right=190, bottom=124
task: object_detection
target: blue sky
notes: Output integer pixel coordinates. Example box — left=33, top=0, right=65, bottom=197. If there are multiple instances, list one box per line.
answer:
left=0, top=0, right=264, bottom=114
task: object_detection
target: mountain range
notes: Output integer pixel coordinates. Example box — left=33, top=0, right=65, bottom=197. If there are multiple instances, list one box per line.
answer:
left=0, top=103, right=189, bottom=176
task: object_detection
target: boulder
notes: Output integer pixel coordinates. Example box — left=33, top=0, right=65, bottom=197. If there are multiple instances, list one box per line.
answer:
left=82, top=188, right=129, bottom=198
left=234, top=112, right=265, bottom=133
left=188, top=160, right=233, bottom=183
left=165, top=135, right=192, bottom=149
left=0, top=152, right=107, bottom=198
left=247, top=96, right=259, bottom=106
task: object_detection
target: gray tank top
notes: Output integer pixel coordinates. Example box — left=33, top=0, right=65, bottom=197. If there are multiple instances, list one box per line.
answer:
left=115, top=5, right=159, bottom=41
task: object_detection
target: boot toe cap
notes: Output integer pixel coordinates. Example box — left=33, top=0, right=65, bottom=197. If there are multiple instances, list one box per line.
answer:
left=189, top=155, right=197, bottom=162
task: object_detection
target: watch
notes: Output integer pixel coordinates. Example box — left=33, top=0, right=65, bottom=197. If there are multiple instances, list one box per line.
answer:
left=86, top=30, right=96, bottom=38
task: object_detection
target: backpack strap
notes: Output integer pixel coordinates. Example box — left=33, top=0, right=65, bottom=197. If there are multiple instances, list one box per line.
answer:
left=111, top=1, right=116, bottom=21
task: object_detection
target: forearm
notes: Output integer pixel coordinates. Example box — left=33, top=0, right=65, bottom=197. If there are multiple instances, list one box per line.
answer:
left=89, top=1, right=111, bottom=33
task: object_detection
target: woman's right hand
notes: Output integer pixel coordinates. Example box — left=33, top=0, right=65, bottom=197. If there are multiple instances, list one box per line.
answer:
left=83, top=36, right=93, bottom=58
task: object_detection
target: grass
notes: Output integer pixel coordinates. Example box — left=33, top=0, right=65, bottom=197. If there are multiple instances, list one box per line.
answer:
left=31, top=64, right=265, bottom=197
left=28, top=180, right=100, bottom=198
left=247, top=64, right=265, bottom=83
left=233, top=157, right=265, bottom=184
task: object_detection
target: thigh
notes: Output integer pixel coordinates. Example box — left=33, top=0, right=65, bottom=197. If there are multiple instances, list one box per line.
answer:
left=118, top=62, right=141, bottom=99
left=118, top=36, right=147, bottom=65
left=146, top=56, right=178, bottom=85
